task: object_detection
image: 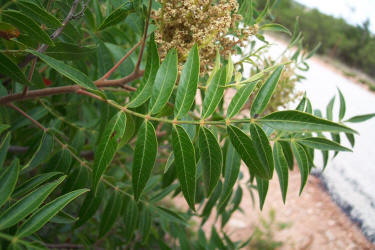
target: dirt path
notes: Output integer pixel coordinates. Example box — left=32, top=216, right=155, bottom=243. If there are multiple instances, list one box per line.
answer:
left=219, top=168, right=375, bottom=249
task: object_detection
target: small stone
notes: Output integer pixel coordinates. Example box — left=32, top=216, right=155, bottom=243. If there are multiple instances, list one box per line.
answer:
left=325, top=230, right=336, bottom=241
left=328, top=220, right=336, bottom=226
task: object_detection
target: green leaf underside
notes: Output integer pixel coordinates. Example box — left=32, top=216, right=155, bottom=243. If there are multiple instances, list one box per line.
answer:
left=149, top=49, right=178, bottom=115
left=227, top=125, right=271, bottom=179
left=298, top=137, right=352, bottom=152
left=198, top=127, right=223, bottom=196
left=338, top=89, right=346, bottom=120
left=132, top=121, right=158, bottom=201
left=260, top=23, right=291, bottom=35
left=172, top=125, right=196, bottom=210
left=0, top=133, right=11, bottom=168
left=128, top=34, right=160, bottom=108
left=227, top=82, right=257, bottom=118
left=12, top=172, right=61, bottom=198
left=220, top=143, right=241, bottom=207
left=75, top=183, right=104, bottom=228
left=345, top=113, right=375, bottom=123
left=123, top=198, right=138, bottom=241
left=45, top=42, right=96, bottom=60
left=0, top=160, right=20, bottom=207
left=2, top=10, right=54, bottom=46
left=175, top=44, right=200, bottom=119
left=0, top=176, right=66, bottom=230
left=24, top=133, right=54, bottom=170
left=273, top=142, right=289, bottom=203
left=202, top=68, right=227, bottom=119
left=26, top=50, right=98, bottom=91
left=251, top=65, right=284, bottom=116
left=0, top=53, right=30, bottom=85
left=291, top=142, right=309, bottom=195
left=256, top=177, right=269, bottom=210
left=259, top=110, right=357, bottom=134
left=99, top=191, right=123, bottom=237
left=250, top=123, right=274, bottom=178
left=93, top=112, right=126, bottom=193
left=16, top=189, right=88, bottom=238
left=17, top=1, right=61, bottom=28
left=98, top=1, right=134, bottom=30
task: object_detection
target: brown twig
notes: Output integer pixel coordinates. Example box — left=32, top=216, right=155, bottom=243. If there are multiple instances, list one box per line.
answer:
left=100, top=40, right=143, bottom=80
left=135, top=0, right=153, bottom=72
left=7, top=103, right=47, bottom=132
left=19, top=0, right=83, bottom=68
left=0, top=71, right=141, bottom=105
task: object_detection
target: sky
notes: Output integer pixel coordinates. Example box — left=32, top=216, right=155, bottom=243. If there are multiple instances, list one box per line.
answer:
left=294, top=0, right=375, bottom=33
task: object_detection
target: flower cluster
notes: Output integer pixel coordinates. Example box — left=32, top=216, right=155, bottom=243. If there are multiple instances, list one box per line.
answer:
left=153, top=0, right=257, bottom=74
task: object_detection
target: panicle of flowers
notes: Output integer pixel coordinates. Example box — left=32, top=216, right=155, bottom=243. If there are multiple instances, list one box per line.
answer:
left=152, top=0, right=258, bottom=74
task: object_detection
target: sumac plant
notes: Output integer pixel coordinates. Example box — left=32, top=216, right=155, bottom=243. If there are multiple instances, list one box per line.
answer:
left=0, top=0, right=374, bottom=249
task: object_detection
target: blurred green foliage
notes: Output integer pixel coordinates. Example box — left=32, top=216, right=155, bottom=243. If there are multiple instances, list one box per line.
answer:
left=264, top=0, right=375, bottom=77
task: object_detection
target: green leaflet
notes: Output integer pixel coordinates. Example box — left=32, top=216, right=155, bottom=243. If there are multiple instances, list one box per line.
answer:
left=45, top=42, right=96, bottom=61
left=259, top=110, right=357, bottom=134
left=345, top=113, right=375, bottom=123
left=0, top=176, right=66, bottom=230
left=93, top=112, right=126, bottom=193
left=201, top=181, right=222, bottom=220
left=174, top=44, right=200, bottom=119
left=26, top=50, right=99, bottom=92
left=297, top=137, right=352, bottom=152
left=24, top=133, right=54, bottom=170
left=0, top=133, right=11, bottom=168
left=0, top=125, right=9, bottom=135
left=273, top=142, right=289, bottom=203
left=17, top=1, right=61, bottom=28
left=251, top=65, right=284, bottom=116
left=0, top=53, right=30, bottom=86
left=152, top=205, right=186, bottom=225
left=172, top=125, right=196, bottom=210
left=98, top=1, right=134, bottom=30
left=0, top=160, right=20, bottom=207
left=75, top=183, right=105, bottom=228
left=219, top=143, right=240, bottom=207
left=291, top=142, right=309, bottom=195
left=128, top=34, right=160, bottom=108
left=326, top=96, right=335, bottom=121
left=99, top=191, right=123, bottom=237
left=139, top=206, right=152, bottom=243
left=206, top=51, right=221, bottom=87
left=227, top=82, right=257, bottom=118
left=226, top=55, right=234, bottom=84
left=132, top=121, right=158, bottom=201
left=16, top=189, right=88, bottom=238
left=250, top=123, right=274, bottom=178
left=202, top=67, right=227, bottom=119
left=256, top=177, right=269, bottom=210
left=123, top=198, right=139, bottom=241
left=12, top=172, right=62, bottom=198
left=279, top=141, right=294, bottom=170
left=149, top=49, right=178, bottom=115
left=260, top=23, right=291, bottom=35
left=2, top=10, right=54, bottom=46
left=61, top=167, right=89, bottom=194
left=295, top=94, right=307, bottom=111
left=255, top=0, right=269, bottom=23
left=227, top=125, right=271, bottom=180
left=346, top=133, right=355, bottom=147
left=198, top=127, right=222, bottom=196
left=338, top=89, right=346, bottom=121
left=210, top=226, right=226, bottom=250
